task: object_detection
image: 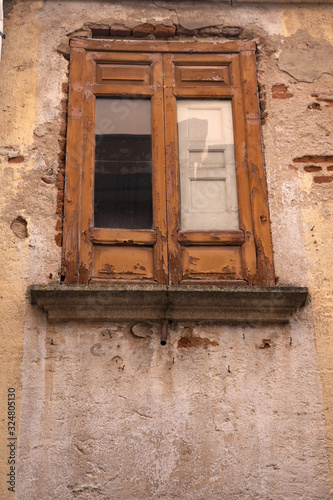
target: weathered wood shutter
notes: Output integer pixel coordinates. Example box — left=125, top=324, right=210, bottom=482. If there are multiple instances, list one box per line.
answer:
left=163, top=52, right=272, bottom=285
left=63, top=40, right=274, bottom=286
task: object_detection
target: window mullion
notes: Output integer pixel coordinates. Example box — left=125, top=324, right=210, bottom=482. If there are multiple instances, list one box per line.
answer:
left=163, top=53, right=183, bottom=285
left=151, top=53, right=169, bottom=284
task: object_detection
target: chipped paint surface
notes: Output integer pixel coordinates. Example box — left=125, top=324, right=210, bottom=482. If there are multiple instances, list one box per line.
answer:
left=281, top=4, right=333, bottom=44
left=0, top=1, right=333, bottom=498
left=279, top=5, right=333, bottom=479
left=0, top=2, right=44, bottom=499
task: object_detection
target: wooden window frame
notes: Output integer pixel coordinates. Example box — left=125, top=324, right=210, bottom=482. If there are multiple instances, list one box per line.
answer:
left=63, top=39, right=274, bottom=286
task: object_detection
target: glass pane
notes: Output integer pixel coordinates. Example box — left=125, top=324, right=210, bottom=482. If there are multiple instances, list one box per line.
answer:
left=177, top=100, right=239, bottom=231
left=94, top=98, right=153, bottom=229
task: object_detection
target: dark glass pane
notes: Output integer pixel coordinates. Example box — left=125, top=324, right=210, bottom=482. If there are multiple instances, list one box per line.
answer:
left=94, top=99, right=153, bottom=229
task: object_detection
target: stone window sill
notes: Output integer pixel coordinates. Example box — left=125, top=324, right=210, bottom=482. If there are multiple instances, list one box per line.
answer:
left=29, top=284, right=308, bottom=323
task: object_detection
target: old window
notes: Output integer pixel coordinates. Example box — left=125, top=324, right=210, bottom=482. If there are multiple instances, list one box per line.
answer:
left=62, top=39, right=274, bottom=286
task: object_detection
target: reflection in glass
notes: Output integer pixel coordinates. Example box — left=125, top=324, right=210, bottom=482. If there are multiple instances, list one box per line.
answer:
left=177, top=100, right=239, bottom=231
left=94, top=98, right=153, bottom=229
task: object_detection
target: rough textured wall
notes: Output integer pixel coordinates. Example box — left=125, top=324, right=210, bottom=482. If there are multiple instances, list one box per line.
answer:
left=0, top=2, right=43, bottom=498
left=279, top=4, right=333, bottom=485
left=0, top=1, right=332, bottom=498
left=16, top=318, right=331, bottom=499
left=266, top=5, right=333, bottom=482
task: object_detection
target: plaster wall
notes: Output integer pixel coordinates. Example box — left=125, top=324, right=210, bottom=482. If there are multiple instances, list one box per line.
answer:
left=0, top=1, right=333, bottom=498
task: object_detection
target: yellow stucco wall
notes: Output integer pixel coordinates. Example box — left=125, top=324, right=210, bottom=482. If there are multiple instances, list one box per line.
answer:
left=0, top=2, right=42, bottom=498
left=281, top=5, right=333, bottom=44
left=281, top=4, right=333, bottom=477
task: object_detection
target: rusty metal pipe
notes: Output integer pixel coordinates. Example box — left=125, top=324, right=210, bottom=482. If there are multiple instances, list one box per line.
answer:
left=161, top=319, right=169, bottom=346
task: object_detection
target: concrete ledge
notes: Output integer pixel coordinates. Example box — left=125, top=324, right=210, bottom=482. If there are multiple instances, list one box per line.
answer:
left=29, top=284, right=308, bottom=323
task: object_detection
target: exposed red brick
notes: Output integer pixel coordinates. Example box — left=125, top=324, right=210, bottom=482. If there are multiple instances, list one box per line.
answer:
left=87, top=24, right=110, bottom=37
left=294, top=155, right=333, bottom=164
left=59, top=123, right=67, bottom=137
left=303, top=166, right=322, bottom=172
left=56, top=203, right=63, bottom=215
left=176, top=25, right=198, bottom=36
left=177, top=337, right=219, bottom=349
left=62, top=82, right=69, bottom=94
left=57, top=179, right=65, bottom=190
left=57, top=170, right=65, bottom=182
left=272, top=84, right=293, bottom=99
left=198, top=26, right=223, bottom=37
left=110, top=24, right=131, bottom=37
left=272, top=92, right=294, bottom=99
left=8, top=155, right=24, bottom=163
left=55, top=219, right=63, bottom=232
left=221, top=26, right=242, bottom=38
left=327, top=166, right=333, bottom=171
left=55, top=233, right=62, bottom=247
left=313, top=176, right=333, bottom=184
left=132, top=23, right=154, bottom=38
left=316, top=98, right=333, bottom=108
left=272, top=84, right=288, bottom=92
left=261, top=112, right=268, bottom=125
left=154, top=24, right=176, bottom=39
left=60, top=100, right=68, bottom=112
left=57, top=190, right=64, bottom=205
left=58, top=151, right=65, bottom=161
